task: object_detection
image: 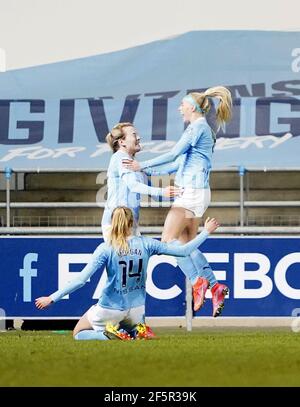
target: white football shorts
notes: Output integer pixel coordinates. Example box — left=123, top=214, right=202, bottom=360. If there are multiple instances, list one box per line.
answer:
left=86, top=303, right=145, bottom=332
left=172, top=187, right=211, bottom=218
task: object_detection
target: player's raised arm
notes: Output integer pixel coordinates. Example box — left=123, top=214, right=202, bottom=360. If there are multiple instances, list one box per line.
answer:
left=121, top=171, right=182, bottom=198
left=123, top=131, right=192, bottom=171
left=146, top=217, right=219, bottom=257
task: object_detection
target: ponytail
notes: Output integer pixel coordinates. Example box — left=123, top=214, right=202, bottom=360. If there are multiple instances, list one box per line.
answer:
left=204, top=86, right=232, bottom=129
left=109, top=206, right=133, bottom=254
left=190, top=86, right=232, bottom=131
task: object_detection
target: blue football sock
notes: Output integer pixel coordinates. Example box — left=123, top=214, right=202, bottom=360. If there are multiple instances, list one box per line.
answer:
left=74, top=330, right=109, bottom=340
left=190, top=249, right=217, bottom=288
left=169, top=240, right=200, bottom=283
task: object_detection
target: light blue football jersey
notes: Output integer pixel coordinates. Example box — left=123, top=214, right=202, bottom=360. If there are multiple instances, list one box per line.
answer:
left=50, top=230, right=209, bottom=311
left=141, top=117, right=214, bottom=189
left=102, top=150, right=163, bottom=226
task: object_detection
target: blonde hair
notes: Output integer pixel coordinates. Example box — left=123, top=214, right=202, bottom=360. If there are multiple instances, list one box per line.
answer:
left=106, top=122, right=133, bottom=153
left=189, top=86, right=232, bottom=130
left=109, top=206, right=133, bottom=254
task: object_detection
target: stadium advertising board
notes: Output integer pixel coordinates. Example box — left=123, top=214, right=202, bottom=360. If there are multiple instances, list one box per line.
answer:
left=0, top=31, right=300, bottom=170
left=1, top=236, right=299, bottom=318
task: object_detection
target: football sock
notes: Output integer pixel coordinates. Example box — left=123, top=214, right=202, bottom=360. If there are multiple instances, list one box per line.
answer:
left=190, top=249, right=217, bottom=288
left=169, top=240, right=218, bottom=287
left=169, top=240, right=200, bottom=284
left=74, top=330, right=109, bottom=340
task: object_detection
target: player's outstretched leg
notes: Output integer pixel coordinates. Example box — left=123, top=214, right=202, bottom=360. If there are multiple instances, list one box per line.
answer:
left=74, top=330, right=109, bottom=340
left=170, top=241, right=209, bottom=312
left=190, top=250, right=217, bottom=311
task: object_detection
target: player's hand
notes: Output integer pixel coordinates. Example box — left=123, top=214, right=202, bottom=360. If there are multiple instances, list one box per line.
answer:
left=122, top=159, right=141, bottom=171
left=35, top=296, right=53, bottom=309
left=204, top=217, right=220, bottom=234
left=163, top=186, right=183, bottom=198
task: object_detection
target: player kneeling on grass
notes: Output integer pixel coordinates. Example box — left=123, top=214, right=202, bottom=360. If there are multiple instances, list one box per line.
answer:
left=35, top=206, right=219, bottom=341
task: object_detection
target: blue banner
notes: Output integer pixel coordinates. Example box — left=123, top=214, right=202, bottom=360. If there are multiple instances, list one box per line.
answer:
left=1, top=236, right=299, bottom=318
left=0, top=31, right=300, bottom=169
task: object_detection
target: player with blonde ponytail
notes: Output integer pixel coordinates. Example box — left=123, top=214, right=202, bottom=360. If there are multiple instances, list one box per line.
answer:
left=36, top=207, right=219, bottom=341
left=123, top=86, right=233, bottom=317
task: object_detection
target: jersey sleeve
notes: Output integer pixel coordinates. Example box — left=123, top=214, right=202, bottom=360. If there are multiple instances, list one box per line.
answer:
left=121, top=171, right=163, bottom=197
left=117, top=154, right=163, bottom=197
left=50, top=243, right=109, bottom=303
left=144, top=230, right=210, bottom=257
left=140, top=128, right=193, bottom=170
left=143, top=156, right=182, bottom=176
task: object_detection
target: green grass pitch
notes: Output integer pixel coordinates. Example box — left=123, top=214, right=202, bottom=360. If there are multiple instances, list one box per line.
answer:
left=1, top=327, right=300, bottom=387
